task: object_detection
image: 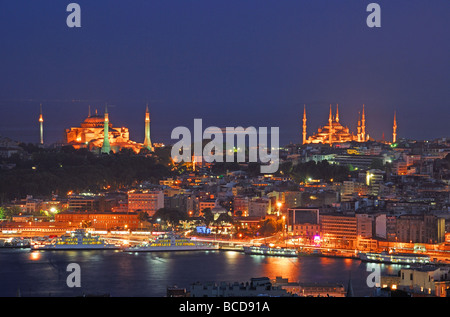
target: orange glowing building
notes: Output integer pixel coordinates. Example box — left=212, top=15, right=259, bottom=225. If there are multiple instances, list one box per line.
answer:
left=302, top=104, right=372, bottom=145
left=65, top=106, right=153, bottom=153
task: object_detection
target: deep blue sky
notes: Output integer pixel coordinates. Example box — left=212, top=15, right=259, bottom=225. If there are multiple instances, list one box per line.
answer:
left=0, top=0, right=448, bottom=145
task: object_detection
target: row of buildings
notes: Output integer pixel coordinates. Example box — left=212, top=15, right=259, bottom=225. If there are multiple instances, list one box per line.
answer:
left=2, top=107, right=449, bottom=250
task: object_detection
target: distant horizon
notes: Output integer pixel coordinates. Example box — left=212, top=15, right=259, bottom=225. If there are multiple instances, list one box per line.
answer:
left=0, top=1, right=449, bottom=146
left=0, top=102, right=448, bottom=148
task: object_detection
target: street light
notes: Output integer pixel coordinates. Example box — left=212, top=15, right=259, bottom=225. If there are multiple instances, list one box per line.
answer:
left=276, top=201, right=283, bottom=216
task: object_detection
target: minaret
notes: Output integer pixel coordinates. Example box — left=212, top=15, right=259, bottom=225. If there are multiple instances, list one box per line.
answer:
left=302, top=104, right=307, bottom=145
left=39, top=104, right=44, bottom=145
left=143, top=104, right=153, bottom=151
left=335, top=104, right=340, bottom=123
left=361, top=104, right=366, bottom=141
left=393, top=111, right=397, bottom=143
left=357, top=111, right=362, bottom=142
left=328, top=104, right=333, bottom=146
left=101, top=105, right=111, bottom=154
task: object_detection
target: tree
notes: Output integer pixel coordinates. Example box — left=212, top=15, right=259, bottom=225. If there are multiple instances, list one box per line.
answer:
left=2, top=206, right=22, bottom=221
left=202, top=208, right=214, bottom=226
left=258, top=218, right=278, bottom=236
left=153, top=208, right=187, bottom=226
left=369, top=158, right=384, bottom=170
left=137, top=211, right=150, bottom=222
left=215, top=213, right=233, bottom=225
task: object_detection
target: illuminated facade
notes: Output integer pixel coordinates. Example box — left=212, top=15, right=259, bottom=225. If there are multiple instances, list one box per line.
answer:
left=65, top=106, right=153, bottom=153
left=302, top=104, right=371, bottom=145
left=55, top=211, right=140, bottom=230
left=143, top=104, right=154, bottom=151
left=127, top=189, right=164, bottom=217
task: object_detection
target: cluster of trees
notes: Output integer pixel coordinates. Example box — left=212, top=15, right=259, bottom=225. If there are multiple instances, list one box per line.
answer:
left=0, top=206, right=23, bottom=220
left=279, top=160, right=350, bottom=183
left=150, top=207, right=285, bottom=238
left=0, top=144, right=172, bottom=202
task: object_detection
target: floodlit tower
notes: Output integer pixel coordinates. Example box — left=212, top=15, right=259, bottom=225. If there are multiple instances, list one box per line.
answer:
left=143, top=104, right=153, bottom=151
left=361, top=104, right=366, bottom=142
left=357, top=111, right=362, bottom=142
left=328, top=104, right=333, bottom=146
left=39, top=104, right=44, bottom=145
left=302, top=104, right=307, bottom=144
left=101, top=105, right=111, bottom=154
left=335, top=104, right=340, bottom=123
left=393, top=111, right=397, bottom=143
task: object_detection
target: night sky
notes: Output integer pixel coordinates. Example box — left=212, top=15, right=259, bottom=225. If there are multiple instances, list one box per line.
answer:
left=0, top=1, right=448, bottom=146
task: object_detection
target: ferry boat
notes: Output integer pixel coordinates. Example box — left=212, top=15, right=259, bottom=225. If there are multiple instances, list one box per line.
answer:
left=31, top=229, right=120, bottom=250
left=358, top=251, right=431, bottom=265
left=123, top=232, right=219, bottom=252
left=243, top=245, right=298, bottom=257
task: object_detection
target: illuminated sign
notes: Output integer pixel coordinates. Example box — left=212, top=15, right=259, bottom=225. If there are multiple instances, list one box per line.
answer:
left=196, top=226, right=211, bottom=234
left=313, top=235, right=321, bottom=244
left=347, top=149, right=361, bottom=155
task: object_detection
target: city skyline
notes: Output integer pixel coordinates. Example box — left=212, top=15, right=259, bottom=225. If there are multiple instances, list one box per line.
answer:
left=0, top=1, right=449, bottom=145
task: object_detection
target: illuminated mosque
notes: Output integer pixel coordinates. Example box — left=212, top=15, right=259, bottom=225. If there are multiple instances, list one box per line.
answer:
left=302, top=104, right=397, bottom=145
left=64, top=105, right=154, bottom=153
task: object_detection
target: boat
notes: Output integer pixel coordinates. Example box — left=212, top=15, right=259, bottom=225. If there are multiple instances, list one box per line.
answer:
left=123, top=231, right=219, bottom=252
left=243, top=244, right=298, bottom=257
left=0, top=238, right=31, bottom=249
left=358, top=251, right=431, bottom=265
left=30, top=229, right=120, bottom=250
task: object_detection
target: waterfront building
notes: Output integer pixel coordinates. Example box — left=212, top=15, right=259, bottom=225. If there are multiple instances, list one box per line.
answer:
left=395, top=214, right=445, bottom=244
left=127, top=189, right=164, bottom=217
left=287, top=208, right=319, bottom=226
left=55, top=210, right=139, bottom=230
left=356, top=213, right=373, bottom=238
left=319, top=213, right=358, bottom=248
left=396, top=266, right=450, bottom=297
left=287, top=208, right=320, bottom=241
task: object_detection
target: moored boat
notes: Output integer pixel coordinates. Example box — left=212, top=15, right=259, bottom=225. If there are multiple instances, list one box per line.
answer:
left=358, top=251, right=430, bottom=265
left=243, top=244, right=298, bottom=257
left=31, top=229, right=120, bottom=250
left=123, top=231, right=219, bottom=252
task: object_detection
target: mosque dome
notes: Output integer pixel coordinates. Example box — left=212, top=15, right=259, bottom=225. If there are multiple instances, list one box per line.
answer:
left=80, top=115, right=109, bottom=128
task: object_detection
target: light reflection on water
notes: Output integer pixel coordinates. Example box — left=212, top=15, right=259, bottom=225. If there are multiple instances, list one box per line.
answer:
left=1, top=249, right=402, bottom=297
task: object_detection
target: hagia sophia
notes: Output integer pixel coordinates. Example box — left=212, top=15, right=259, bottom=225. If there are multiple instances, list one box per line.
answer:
left=64, top=105, right=154, bottom=154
